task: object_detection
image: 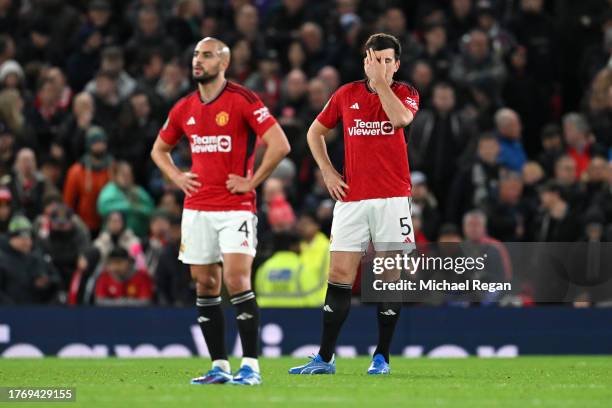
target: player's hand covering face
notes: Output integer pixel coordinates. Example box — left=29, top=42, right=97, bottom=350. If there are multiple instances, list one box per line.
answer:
left=364, top=48, right=398, bottom=88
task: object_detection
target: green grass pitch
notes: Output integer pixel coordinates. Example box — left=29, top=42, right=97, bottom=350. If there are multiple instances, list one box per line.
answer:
left=0, top=357, right=610, bottom=407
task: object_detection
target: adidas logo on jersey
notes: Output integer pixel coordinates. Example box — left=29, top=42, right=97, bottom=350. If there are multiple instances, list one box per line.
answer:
left=241, top=240, right=249, bottom=247
left=323, top=305, right=334, bottom=312
left=380, top=309, right=397, bottom=316
left=349, top=103, right=360, bottom=109
left=187, top=116, right=196, bottom=125
left=236, top=313, right=253, bottom=320
left=404, top=236, right=412, bottom=243
left=197, top=316, right=210, bottom=323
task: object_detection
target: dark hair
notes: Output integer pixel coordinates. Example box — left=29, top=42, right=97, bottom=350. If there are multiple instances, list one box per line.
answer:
left=273, top=230, right=301, bottom=252
left=538, top=180, right=562, bottom=195
left=139, top=48, right=163, bottom=67
left=423, top=22, right=446, bottom=34
left=108, top=247, right=131, bottom=262
left=540, top=123, right=561, bottom=141
left=101, top=46, right=123, bottom=61
left=299, top=210, right=319, bottom=224
left=0, top=35, right=11, bottom=55
left=42, top=193, right=64, bottom=208
left=168, top=214, right=181, bottom=226
left=478, top=133, right=497, bottom=143
left=438, top=223, right=460, bottom=237
left=433, top=81, right=454, bottom=93
left=95, top=70, right=116, bottom=80
left=364, top=33, right=401, bottom=60
left=129, top=89, right=149, bottom=101
left=36, top=77, right=54, bottom=92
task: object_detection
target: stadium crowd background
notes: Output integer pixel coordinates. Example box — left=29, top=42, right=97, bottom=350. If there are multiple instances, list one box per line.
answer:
left=0, top=0, right=611, bottom=306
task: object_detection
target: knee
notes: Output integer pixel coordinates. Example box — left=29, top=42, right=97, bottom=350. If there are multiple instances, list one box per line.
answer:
left=192, top=271, right=220, bottom=294
left=224, top=270, right=251, bottom=294
left=328, top=263, right=356, bottom=284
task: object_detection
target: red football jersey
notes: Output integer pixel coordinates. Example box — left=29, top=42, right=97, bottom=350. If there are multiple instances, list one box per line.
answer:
left=317, top=80, right=419, bottom=202
left=94, top=268, right=153, bottom=300
left=159, top=81, right=277, bottom=212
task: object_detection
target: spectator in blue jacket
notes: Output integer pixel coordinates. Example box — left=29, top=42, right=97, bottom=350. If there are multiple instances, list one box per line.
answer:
left=495, top=108, right=527, bottom=172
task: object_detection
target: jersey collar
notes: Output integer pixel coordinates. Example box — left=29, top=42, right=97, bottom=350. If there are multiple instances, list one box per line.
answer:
left=198, top=80, right=228, bottom=105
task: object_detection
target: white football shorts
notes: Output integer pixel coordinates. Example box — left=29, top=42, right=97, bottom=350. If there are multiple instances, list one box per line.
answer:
left=329, top=196, right=415, bottom=252
left=179, top=209, right=258, bottom=265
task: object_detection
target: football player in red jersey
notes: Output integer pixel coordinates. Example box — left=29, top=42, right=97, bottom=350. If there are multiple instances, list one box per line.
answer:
left=151, top=37, right=290, bottom=385
left=289, top=33, right=419, bottom=375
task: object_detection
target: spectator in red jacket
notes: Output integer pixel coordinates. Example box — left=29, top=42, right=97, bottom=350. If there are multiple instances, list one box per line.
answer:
left=63, top=126, right=112, bottom=233
left=562, top=112, right=606, bottom=179
left=94, top=246, right=152, bottom=306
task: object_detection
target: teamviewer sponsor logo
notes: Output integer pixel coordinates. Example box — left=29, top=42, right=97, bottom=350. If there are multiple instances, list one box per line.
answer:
left=189, top=135, right=232, bottom=153
left=348, top=119, right=394, bottom=136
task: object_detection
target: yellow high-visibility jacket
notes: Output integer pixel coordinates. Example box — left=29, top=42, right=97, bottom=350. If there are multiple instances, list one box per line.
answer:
left=256, top=233, right=329, bottom=307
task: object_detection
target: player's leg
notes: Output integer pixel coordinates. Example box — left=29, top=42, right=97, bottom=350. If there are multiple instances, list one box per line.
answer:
left=179, top=209, right=230, bottom=384
left=289, top=201, right=369, bottom=374
left=368, top=197, right=415, bottom=374
left=224, top=253, right=260, bottom=377
left=318, top=251, right=363, bottom=360
left=190, top=263, right=234, bottom=384
left=218, top=211, right=262, bottom=385
left=288, top=252, right=362, bottom=374
left=370, top=297, right=401, bottom=375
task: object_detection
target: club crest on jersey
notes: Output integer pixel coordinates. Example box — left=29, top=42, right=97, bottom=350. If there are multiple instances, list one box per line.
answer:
left=189, top=134, right=232, bottom=153
left=348, top=119, right=394, bottom=136
left=215, top=111, right=229, bottom=126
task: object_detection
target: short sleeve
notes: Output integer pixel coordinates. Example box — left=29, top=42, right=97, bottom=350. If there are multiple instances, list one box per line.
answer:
left=158, top=103, right=184, bottom=145
left=243, top=94, right=278, bottom=137
left=316, top=91, right=341, bottom=129
left=396, top=85, right=420, bottom=115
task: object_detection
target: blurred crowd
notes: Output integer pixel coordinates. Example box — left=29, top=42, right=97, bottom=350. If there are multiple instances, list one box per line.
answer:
left=0, top=0, right=611, bottom=306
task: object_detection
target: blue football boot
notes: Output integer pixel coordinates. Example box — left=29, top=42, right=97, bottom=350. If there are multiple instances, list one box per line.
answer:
left=228, top=365, right=262, bottom=385
left=191, top=366, right=233, bottom=384
left=367, top=354, right=390, bottom=375
left=288, top=354, right=336, bottom=374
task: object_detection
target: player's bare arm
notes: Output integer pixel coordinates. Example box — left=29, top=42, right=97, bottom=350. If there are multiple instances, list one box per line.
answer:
left=306, top=119, right=348, bottom=201
left=150, top=137, right=201, bottom=197
left=226, top=123, right=290, bottom=193
left=364, top=48, right=414, bottom=128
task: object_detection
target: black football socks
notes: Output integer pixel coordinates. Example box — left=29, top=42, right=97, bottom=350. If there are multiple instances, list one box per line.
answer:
left=230, top=290, right=260, bottom=359
left=196, top=295, right=228, bottom=364
left=318, top=281, right=352, bottom=363
left=374, top=302, right=402, bottom=363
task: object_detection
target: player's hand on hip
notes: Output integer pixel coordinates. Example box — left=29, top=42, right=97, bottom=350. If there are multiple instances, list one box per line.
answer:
left=172, top=171, right=201, bottom=197
left=322, top=167, right=349, bottom=201
left=226, top=173, right=253, bottom=194
left=364, top=48, right=386, bottom=89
